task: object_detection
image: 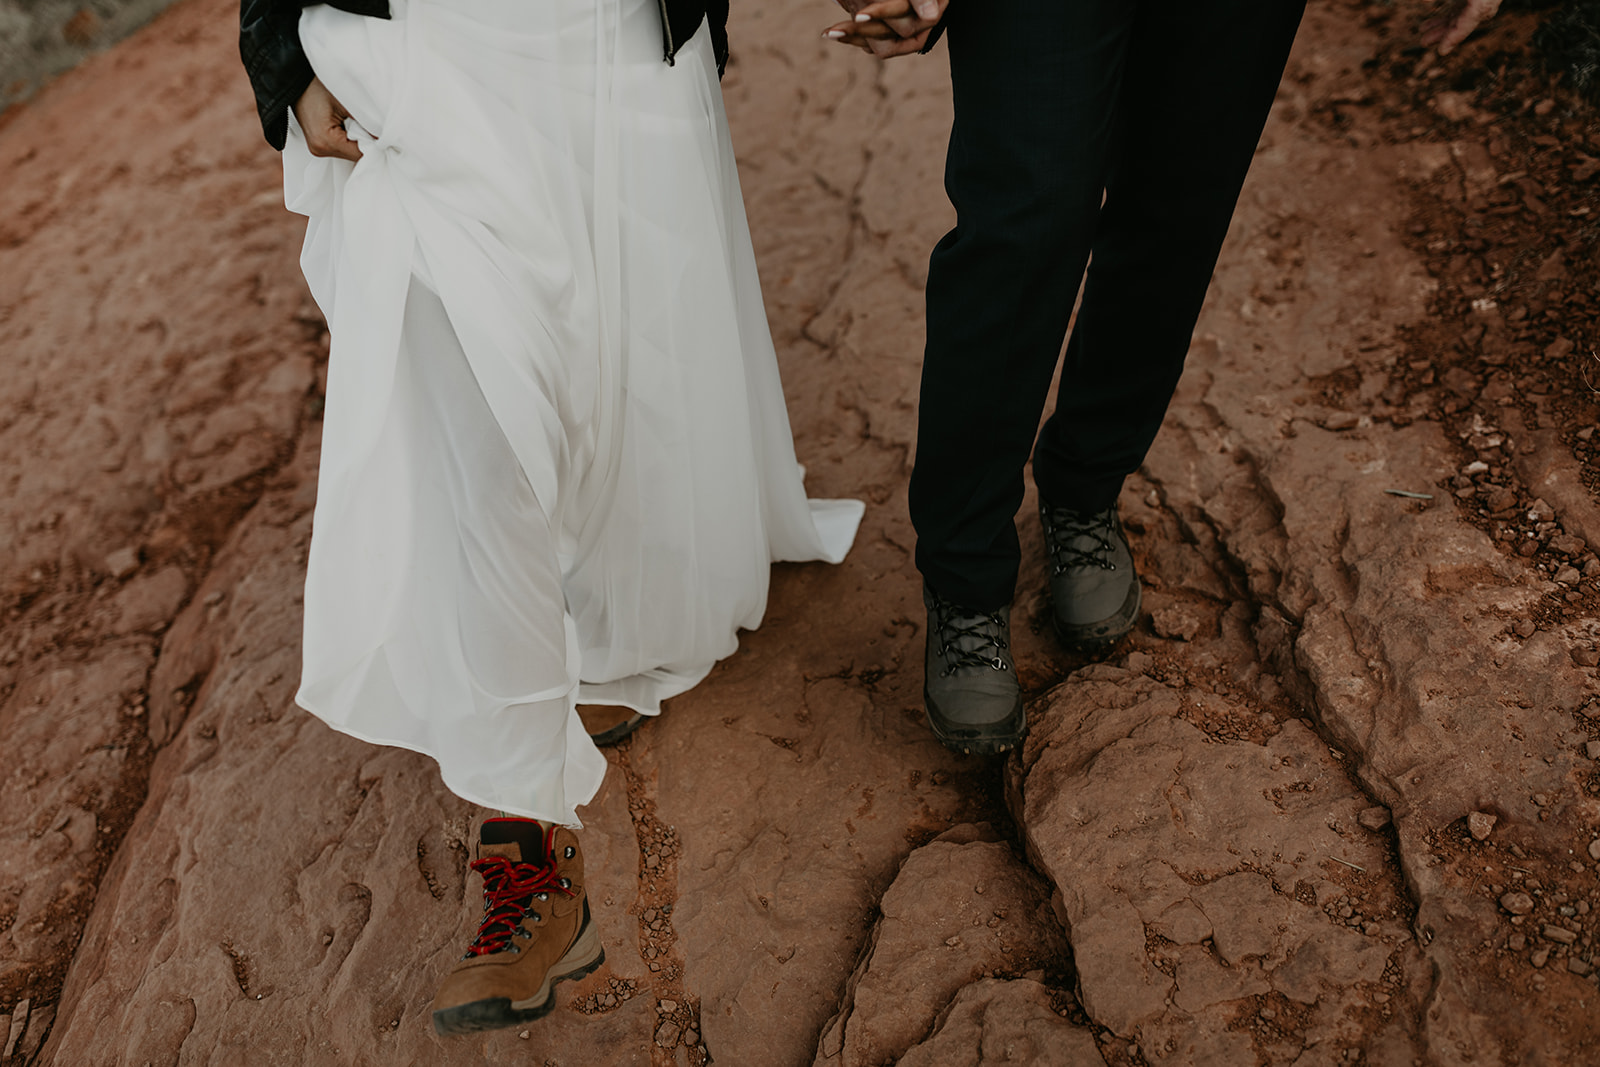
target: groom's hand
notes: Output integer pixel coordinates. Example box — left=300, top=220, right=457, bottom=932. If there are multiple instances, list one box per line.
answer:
left=824, top=0, right=948, bottom=59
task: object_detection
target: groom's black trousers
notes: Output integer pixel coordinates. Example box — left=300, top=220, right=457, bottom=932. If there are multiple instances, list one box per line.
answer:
left=908, top=0, right=1306, bottom=611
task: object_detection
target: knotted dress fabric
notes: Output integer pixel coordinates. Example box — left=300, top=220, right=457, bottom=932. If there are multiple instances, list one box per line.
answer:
left=283, top=0, right=863, bottom=823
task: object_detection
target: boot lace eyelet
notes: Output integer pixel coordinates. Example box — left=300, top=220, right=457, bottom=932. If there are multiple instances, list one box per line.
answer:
left=564, top=846, right=575, bottom=859
left=559, top=877, right=571, bottom=889
left=464, top=853, right=572, bottom=958
left=930, top=592, right=1014, bottom=677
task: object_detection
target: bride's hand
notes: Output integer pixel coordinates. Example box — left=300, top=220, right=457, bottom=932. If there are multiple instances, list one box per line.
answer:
left=823, top=0, right=948, bottom=58
left=294, top=77, right=362, bottom=161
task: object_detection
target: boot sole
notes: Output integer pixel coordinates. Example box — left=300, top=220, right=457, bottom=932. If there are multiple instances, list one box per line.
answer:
left=431, top=904, right=606, bottom=1036
left=587, top=712, right=646, bottom=747
left=1053, top=577, right=1142, bottom=654
left=925, top=693, right=1027, bottom=757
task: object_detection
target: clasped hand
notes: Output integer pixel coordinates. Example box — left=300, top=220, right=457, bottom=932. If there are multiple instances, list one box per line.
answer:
left=823, top=0, right=950, bottom=58
left=294, top=76, right=362, bottom=162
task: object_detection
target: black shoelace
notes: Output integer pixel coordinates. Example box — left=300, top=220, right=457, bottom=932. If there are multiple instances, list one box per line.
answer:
left=1041, top=505, right=1119, bottom=576
left=929, top=594, right=1011, bottom=676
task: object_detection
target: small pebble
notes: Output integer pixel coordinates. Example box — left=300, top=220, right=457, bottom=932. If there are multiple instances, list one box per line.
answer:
left=1500, top=891, right=1535, bottom=916
left=1587, top=741, right=1600, bottom=760
left=1532, top=946, right=1551, bottom=968
left=1510, top=933, right=1527, bottom=951
left=1590, top=840, right=1600, bottom=862
left=1573, top=648, right=1600, bottom=668
left=6, top=999, right=29, bottom=1061
left=1515, top=619, right=1537, bottom=638
left=1468, top=811, right=1497, bottom=841
left=105, top=547, right=140, bottom=579
left=1571, top=958, right=1595, bottom=977
left=1358, top=806, right=1392, bottom=831
left=1544, top=925, right=1578, bottom=945
left=519, top=1031, right=530, bottom=1040
left=659, top=1000, right=677, bottom=1014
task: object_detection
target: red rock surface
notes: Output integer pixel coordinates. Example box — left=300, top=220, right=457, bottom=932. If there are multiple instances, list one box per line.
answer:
left=813, top=826, right=1075, bottom=1067
left=6, top=0, right=1600, bottom=1064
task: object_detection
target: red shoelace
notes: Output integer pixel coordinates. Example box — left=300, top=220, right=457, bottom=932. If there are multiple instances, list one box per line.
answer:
left=464, top=855, right=575, bottom=957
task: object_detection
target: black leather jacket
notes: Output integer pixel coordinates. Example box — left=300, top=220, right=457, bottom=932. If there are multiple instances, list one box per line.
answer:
left=240, top=0, right=730, bottom=149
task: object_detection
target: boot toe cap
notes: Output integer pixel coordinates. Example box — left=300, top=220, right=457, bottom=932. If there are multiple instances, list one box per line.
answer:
left=924, top=683, right=1025, bottom=752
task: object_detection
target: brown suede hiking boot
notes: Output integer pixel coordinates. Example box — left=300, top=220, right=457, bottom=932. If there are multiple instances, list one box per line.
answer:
left=431, top=817, right=604, bottom=1035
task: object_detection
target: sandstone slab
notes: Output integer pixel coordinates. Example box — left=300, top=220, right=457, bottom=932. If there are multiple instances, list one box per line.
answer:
left=896, top=979, right=1103, bottom=1067
left=1015, top=666, right=1418, bottom=1064
left=812, top=830, right=1070, bottom=1067
left=0, top=0, right=318, bottom=1021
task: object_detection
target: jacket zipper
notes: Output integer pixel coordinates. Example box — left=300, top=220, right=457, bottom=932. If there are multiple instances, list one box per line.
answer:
left=657, top=0, right=677, bottom=64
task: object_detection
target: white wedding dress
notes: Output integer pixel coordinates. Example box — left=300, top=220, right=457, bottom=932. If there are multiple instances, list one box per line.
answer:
left=282, top=0, right=862, bottom=824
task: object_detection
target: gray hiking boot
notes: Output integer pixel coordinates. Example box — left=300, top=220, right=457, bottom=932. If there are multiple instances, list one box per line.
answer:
left=922, top=584, right=1025, bottom=755
left=1040, top=501, right=1141, bottom=652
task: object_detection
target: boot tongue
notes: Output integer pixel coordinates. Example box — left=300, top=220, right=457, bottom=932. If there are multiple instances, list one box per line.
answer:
left=479, top=817, right=548, bottom=864
left=946, top=607, right=1005, bottom=656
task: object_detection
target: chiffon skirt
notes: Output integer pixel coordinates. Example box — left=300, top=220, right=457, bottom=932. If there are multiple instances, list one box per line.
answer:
left=282, top=0, right=863, bottom=823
